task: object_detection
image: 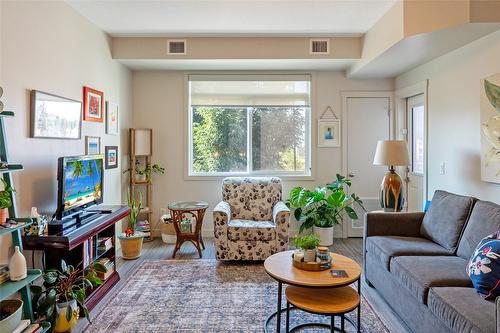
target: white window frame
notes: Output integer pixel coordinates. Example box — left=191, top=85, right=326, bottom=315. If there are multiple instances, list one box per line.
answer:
left=186, top=75, right=312, bottom=178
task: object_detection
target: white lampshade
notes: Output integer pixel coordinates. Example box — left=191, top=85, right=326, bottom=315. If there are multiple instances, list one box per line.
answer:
left=373, top=140, right=410, bottom=166
left=134, top=129, right=152, bottom=156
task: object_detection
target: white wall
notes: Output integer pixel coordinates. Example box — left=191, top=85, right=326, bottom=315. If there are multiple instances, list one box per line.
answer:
left=132, top=70, right=393, bottom=237
left=0, top=1, right=132, bottom=263
left=396, top=29, right=500, bottom=202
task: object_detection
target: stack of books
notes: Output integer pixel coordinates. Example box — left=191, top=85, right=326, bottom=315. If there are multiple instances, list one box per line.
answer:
left=93, top=257, right=115, bottom=281
left=97, top=236, right=113, bottom=253
left=12, top=320, right=43, bottom=333
left=0, top=264, right=9, bottom=284
left=136, top=220, right=151, bottom=240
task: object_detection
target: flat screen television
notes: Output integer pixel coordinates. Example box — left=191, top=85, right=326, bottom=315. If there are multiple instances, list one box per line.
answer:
left=57, top=155, right=104, bottom=219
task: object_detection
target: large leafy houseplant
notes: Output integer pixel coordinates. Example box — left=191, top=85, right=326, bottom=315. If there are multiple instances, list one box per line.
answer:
left=30, top=260, right=102, bottom=328
left=286, top=174, right=365, bottom=233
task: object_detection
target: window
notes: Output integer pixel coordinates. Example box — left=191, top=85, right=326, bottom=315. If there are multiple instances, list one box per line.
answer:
left=188, top=75, right=311, bottom=176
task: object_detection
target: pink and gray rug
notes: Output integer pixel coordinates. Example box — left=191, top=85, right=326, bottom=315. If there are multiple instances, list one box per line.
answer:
left=84, top=260, right=388, bottom=333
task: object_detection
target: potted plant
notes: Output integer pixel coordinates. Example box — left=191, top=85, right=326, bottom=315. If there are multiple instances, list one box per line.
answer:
left=286, top=174, right=365, bottom=246
left=0, top=179, right=14, bottom=224
left=291, top=234, right=320, bottom=262
left=123, top=160, right=165, bottom=182
left=30, top=260, right=102, bottom=333
left=117, top=191, right=145, bottom=260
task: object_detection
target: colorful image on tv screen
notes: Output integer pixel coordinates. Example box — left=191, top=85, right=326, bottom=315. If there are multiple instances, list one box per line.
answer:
left=64, top=158, right=102, bottom=210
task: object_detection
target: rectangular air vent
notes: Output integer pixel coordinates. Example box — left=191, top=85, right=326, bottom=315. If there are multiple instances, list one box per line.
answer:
left=310, top=39, right=330, bottom=55
left=167, top=39, right=187, bottom=55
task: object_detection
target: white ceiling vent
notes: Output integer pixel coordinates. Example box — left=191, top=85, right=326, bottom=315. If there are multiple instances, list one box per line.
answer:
left=167, top=39, right=187, bottom=55
left=310, top=39, right=330, bottom=55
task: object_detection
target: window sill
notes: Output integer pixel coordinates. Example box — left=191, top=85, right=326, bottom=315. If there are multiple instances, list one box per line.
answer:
left=184, top=174, right=315, bottom=181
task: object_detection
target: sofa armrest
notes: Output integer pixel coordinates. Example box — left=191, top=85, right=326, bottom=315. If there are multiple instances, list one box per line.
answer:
left=273, top=201, right=290, bottom=252
left=496, top=297, right=499, bottom=333
left=213, top=201, right=231, bottom=222
left=213, top=201, right=231, bottom=260
left=364, top=211, right=425, bottom=238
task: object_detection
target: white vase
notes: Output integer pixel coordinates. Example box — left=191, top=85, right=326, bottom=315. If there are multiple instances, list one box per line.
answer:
left=9, top=246, right=27, bottom=281
left=313, top=226, right=334, bottom=246
left=303, top=249, right=316, bottom=262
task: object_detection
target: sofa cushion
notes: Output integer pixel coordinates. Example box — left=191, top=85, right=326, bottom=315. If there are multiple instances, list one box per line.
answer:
left=428, top=287, right=496, bottom=333
left=457, top=200, right=500, bottom=259
left=391, top=256, right=472, bottom=304
left=365, top=236, right=452, bottom=269
left=420, top=190, right=476, bottom=252
left=466, top=230, right=500, bottom=300
left=227, top=219, right=275, bottom=241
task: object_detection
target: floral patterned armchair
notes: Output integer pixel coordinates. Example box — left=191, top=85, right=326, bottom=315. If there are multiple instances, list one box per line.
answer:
left=213, top=177, right=290, bottom=260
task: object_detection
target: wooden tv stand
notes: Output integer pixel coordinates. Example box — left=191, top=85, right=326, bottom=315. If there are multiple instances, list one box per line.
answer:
left=22, top=205, right=130, bottom=310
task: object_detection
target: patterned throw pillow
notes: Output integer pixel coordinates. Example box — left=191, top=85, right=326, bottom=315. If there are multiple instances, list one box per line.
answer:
left=466, top=230, right=500, bottom=300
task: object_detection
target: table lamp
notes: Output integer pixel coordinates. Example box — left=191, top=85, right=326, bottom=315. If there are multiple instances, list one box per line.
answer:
left=373, top=140, right=410, bottom=212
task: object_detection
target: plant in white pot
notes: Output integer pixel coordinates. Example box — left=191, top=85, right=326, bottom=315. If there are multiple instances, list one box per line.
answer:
left=0, top=179, right=14, bottom=224
left=286, top=174, right=365, bottom=246
left=291, top=234, right=320, bottom=262
left=30, top=260, right=102, bottom=333
left=117, top=191, right=145, bottom=260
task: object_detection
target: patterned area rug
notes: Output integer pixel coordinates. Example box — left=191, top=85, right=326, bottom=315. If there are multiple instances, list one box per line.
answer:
left=84, top=260, right=388, bottom=333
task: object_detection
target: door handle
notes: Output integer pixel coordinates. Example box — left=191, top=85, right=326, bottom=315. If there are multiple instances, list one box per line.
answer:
left=348, top=172, right=355, bottom=178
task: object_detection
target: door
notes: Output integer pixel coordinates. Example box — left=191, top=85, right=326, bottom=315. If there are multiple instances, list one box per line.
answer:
left=346, top=97, right=391, bottom=237
left=406, top=94, right=425, bottom=212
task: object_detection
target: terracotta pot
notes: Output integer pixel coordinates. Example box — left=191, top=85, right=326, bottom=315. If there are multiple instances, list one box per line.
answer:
left=0, top=208, right=7, bottom=225
left=118, top=232, right=145, bottom=260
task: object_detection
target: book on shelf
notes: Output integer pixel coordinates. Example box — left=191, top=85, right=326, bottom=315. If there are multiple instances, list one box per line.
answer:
left=12, top=319, right=30, bottom=333
left=93, top=257, right=115, bottom=280
left=98, top=236, right=113, bottom=252
left=21, top=323, right=40, bottom=333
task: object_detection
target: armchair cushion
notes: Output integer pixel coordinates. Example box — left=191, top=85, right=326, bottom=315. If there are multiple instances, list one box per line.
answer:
left=222, top=177, right=282, bottom=221
left=227, top=219, right=275, bottom=241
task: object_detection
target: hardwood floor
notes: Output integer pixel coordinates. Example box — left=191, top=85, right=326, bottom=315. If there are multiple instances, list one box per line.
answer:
left=77, top=237, right=409, bottom=333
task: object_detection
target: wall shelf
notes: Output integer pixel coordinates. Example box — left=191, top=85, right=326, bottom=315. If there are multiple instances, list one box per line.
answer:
left=0, top=269, right=42, bottom=300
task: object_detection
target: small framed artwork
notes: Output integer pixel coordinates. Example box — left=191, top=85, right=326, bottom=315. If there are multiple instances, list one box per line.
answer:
left=85, top=136, right=101, bottom=155
left=30, top=90, right=82, bottom=139
left=106, top=101, right=119, bottom=135
left=83, top=86, right=104, bottom=122
left=105, top=146, right=118, bottom=169
left=318, top=119, right=341, bottom=147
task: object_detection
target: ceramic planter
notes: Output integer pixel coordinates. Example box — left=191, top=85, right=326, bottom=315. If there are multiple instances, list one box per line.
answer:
left=303, top=249, right=316, bottom=262
left=313, top=225, right=334, bottom=246
left=0, top=208, right=7, bottom=224
left=0, top=299, right=23, bottom=333
left=53, top=299, right=79, bottom=333
left=135, top=174, right=147, bottom=182
left=118, top=232, right=145, bottom=260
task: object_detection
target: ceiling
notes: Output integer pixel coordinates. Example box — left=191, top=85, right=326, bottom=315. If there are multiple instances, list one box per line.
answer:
left=66, top=0, right=397, bottom=37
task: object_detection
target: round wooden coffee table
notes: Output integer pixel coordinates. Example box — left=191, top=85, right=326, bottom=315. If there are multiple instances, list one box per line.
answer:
left=168, top=201, right=208, bottom=258
left=264, top=250, right=361, bottom=333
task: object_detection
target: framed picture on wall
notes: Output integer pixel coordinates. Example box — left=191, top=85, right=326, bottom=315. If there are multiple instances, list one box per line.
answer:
left=318, top=119, right=341, bottom=147
left=83, top=86, right=104, bottom=122
left=30, top=90, right=82, bottom=139
left=105, top=146, right=118, bottom=169
left=106, top=101, right=119, bottom=135
left=85, top=136, right=101, bottom=155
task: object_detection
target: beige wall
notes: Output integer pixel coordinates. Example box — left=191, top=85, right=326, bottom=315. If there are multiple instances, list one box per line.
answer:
left=396, top=29, right=500, bottom=202
left=0, top=1, right=132, bottom=263
left=132, top=70, right=393, bottom=237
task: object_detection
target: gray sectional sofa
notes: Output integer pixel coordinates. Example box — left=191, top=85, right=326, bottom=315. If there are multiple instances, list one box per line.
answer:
left=364, top=190, right=500, bottom=333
